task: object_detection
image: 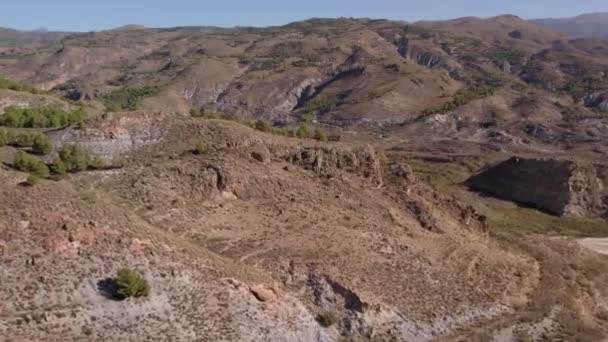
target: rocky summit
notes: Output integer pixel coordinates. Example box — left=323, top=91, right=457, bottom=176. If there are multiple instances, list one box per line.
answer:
left=1, top=10, right=608, bottom=342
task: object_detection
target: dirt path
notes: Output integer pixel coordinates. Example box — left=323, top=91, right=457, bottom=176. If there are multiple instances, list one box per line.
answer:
left=577, top=238, right=608, bottom=255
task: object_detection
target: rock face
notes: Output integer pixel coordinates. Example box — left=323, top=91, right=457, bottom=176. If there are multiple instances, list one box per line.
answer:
left=467, top=157, right=608, bottom=217
left=47, top=112, right=167, bottom=162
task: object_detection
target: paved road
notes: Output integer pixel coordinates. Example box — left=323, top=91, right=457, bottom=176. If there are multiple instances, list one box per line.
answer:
left=578, top=238, right=608, bottom=255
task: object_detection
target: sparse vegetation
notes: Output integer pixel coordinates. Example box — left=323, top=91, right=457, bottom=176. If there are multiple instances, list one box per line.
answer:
left=421, top=86, right=496, bottom=115
left=253, top=58, right=285, bottom=71
left=190, top=108, right=224, bottom=119
left=314, top=127, right=327, bottom=141
left=402, top=25, right=433, bottom=38
left=141, top=50, right=171, bottom=60
left=292, top=53, right=321, bottom=67
left=303, top=97, right=341, bottom=115
left=254, top=119, right=272, bottom=132
left=0, top=76, right=44, bottom=95
left=485, top=47, right=526, bottom=65
left=102, top=86, right=159, bottom=111
left=0, top=106, right=85, bottom=128
left=296, top=123, right=310, bottom=138
left=317, top=310, right=338, bottom=327
left=113, top=268, right=150, bottom=300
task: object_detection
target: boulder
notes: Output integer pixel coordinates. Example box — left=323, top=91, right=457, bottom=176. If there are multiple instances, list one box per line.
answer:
left=250, top=147, right=271, bottom=163
left=466, top=157, right=608, bottom=217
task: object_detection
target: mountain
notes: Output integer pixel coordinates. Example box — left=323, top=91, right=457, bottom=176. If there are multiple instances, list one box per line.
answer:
left=531, top=12, right=608, bottom=38
left=1, top=15, right=608, bottom=341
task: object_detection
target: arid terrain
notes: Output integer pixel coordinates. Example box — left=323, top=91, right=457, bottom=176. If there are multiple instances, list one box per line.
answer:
left=1, top=12, right=608, bottom=342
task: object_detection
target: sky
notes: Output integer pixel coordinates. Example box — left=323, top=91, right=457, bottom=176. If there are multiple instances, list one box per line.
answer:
left=3, top=0, right=608, bottom=32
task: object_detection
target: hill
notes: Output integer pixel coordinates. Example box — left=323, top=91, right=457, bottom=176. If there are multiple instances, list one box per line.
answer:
left=531, top=12, right=608, bottom=38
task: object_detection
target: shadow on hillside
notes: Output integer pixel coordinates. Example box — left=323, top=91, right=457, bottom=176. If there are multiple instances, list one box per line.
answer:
left=97, top=278, right=120, bottom=300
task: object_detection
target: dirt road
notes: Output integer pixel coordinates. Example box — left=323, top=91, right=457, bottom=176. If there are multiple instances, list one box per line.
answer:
left=578, top=238, right=608, bottom=255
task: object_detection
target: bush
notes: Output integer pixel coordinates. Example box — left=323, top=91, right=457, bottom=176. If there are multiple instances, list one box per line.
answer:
left=193, top=142, right=206, bottom=155
left=13, top=150, right=50, bottom=178
left=0, top=106, right=85, bottom=128
left=314, top=128, right=328, bottom=141
left=50, top=157, right=67, bottom=176
left=254, top=119, right=272, bottom=132
left=58, top=144, right=95, bottom=172
left=32, top=134, right=53, bottom=155
left=296, top=123, right=310, bottom=138
left=317, top=310, right=338, bottom=327
left=25, top=174, right=40, bottom=186
left=113, top=268, right=150, bottom=300
left=89, top=155, right=105, bottom=170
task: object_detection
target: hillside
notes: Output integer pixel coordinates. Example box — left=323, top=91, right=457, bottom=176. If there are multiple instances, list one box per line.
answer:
left=1, top=15, right=608, bottom=341
left=532, top=12, right=608, bottom=38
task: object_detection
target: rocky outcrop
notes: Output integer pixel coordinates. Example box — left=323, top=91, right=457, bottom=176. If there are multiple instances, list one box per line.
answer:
left=584, top=92, right=608, bottom=111
left=397, top=38, right=444, bottom=68
left=46, top=112, right=168, bottom=162
left=286, top=146, right=384, bottom=186
left=467, top=157, right=608, bottom=217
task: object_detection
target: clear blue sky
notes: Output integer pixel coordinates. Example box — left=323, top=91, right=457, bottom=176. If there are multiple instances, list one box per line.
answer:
left=3, top=0, right=608, bottom=31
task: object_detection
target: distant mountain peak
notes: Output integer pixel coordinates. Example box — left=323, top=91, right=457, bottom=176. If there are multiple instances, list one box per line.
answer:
left=531, top=12, right=608, bottom=38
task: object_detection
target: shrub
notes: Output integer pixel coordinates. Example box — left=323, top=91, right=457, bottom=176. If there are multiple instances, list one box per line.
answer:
left=13, top=150, right=50, bottom=178
left=89, top=156, right=106, bottom=170
left=317, top=310, right=338, bottom=327
left=190, top=108, right=202, bottom=117
left=25, top=174, right=40, bottom=186
left=254, top=119, right=272, bottom=132
left=314, top=128, right=328, bottom=141
left=50, top=157, right=67, bottom=176
left=32, top=134, right=53, bottom=155
left=193, top=142, right=206, bottom=155
left=296, top=123, right=310, bottom=138
left=113, top=268, right=150, bottom=300
left=58, top=144, right=91, bottom=172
